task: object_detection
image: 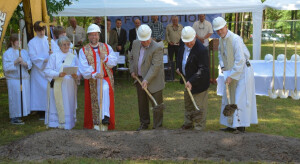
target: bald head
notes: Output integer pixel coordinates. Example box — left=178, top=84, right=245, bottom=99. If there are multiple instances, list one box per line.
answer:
left=69, top=17, right=77, bottom=28
left=134, top=19, right=141, bottom=28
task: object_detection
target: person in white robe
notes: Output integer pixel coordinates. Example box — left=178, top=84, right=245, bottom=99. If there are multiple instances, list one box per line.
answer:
left=44, top=36, right=80, bottom=129
left=213, top=17, right=258, bottom=133
left=53, top=26, right=77, bottom=55
left=28, top=21, right=58, bottom=120
left=79, top=24, right=118, bottom=130
left=2, top=34, right=32, bottom=124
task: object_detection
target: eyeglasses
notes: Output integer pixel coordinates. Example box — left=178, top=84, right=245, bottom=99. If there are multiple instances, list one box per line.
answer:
left=61, top=43, right=71, bottom=47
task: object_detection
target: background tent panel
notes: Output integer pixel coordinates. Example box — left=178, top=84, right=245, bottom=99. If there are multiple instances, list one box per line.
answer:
left=55, top=0, right=263, bottom=16
left=55, top=0, right=263, bottom=60
left=264, top=0, right=300, bottom=10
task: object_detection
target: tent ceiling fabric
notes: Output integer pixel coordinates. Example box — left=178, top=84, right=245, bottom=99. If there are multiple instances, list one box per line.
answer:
left=54, top=0, right=263, bottom=16
left=264, top=0, right=300, bottom=10
left=54, top=0, right=263, bottom=60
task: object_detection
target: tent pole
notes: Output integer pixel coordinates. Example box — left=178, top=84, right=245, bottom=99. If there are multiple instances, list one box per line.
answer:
left=105, top=16, right=107, bottom=44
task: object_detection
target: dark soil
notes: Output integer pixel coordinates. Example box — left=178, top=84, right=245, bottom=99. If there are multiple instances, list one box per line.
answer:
left=0, top=129, right=299, bottom=162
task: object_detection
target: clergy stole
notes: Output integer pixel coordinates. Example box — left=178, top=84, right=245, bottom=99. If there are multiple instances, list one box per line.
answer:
left=53, top=53, right=75, bottom=127
left=83, top=43, right=115, bottom=130
left=220, top=35, right=237, bottom=125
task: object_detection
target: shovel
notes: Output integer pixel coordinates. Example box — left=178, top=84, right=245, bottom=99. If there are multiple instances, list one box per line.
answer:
left=177, top=72, right=200, bottom=111
left=134, top=76, right=164, bottom=110
left=223, top=83, right=237, bottom=117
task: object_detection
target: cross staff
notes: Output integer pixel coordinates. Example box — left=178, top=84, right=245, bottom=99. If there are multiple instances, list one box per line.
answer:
left=70, top=30, right=78, bottom=55
left=18, top=29, right=24, bottom=118
left=39, top=16, right=56, bottom=54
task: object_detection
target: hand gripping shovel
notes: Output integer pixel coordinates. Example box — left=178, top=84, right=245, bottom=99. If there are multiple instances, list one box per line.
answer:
left=134, top=76, right=164, bottom=110
left=223, top=83, right=237, bottom=117
left=177, top=72, right=200, bottom=111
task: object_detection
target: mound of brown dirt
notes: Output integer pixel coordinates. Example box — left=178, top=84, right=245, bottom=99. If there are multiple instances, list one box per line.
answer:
left=0, top=129, right=299, bottom=162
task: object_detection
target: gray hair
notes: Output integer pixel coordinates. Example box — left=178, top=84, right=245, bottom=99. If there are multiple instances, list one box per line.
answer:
left=57, top=36, right=71, bottom=47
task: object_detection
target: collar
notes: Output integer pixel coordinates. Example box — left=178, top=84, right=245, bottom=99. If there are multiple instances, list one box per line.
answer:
left=141, top=45, right=150, bottom=49
left=223, top=30, right=231, bottom=40
left=199, top=20, right=205, bottom=24
left=90, top=43, right=99, bottom=49
left=184, top=45, right=191, bottom=51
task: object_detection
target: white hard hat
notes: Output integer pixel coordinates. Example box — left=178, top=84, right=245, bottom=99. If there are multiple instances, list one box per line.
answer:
left=277, top=54, right=285, bottom=62
left=264, top=54, right=273, bottom=62
left=137, top=24, right=152, bottom=41
left=181, top=26, right=196, bottom=42
left=212, top=17, right=227, bottom=31
left=87, top=24, right=101, bottom=33
left=290, top=54, right=300, bottom=61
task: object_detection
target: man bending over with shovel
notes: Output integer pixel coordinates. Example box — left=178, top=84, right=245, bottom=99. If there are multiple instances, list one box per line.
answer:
left=213, top=17, right=258, bottom=133
left=129, top=24, right=165, bottom=131
left=176, top=26, right=210, bottom=131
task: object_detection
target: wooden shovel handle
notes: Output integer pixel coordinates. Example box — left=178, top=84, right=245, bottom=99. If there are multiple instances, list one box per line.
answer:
left=135, top=76, right=158, bottom=106
left=177, top=72, right=200, bottom=111
left=226, top=83, right=231, bottom=104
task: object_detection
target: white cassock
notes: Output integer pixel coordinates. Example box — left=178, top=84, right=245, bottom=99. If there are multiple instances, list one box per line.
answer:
left=28, top=36, right=58, bottom=111
left=78, top=45, right=118, bottom=119
left=44, top=50, right=80, bottom=129
left=53, top=40, right=77, bottom=55
left=218, top=30, right=258, bottom=128
left=2, top=48, right=32, bottom=118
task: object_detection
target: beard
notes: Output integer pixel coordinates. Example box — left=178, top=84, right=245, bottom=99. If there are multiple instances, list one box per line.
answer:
left=89, top=39, right=98, bottom=45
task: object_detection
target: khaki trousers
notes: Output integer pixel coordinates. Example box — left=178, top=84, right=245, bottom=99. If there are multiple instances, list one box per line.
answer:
left=184, top=89, right=208, bottom=130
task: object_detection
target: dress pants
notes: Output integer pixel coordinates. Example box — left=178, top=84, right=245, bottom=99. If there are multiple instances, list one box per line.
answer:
left=167, top=44, right=179, bottom=62
left=183, top=89, right=208, bottom=130
left=135, top=79, right=164, bottom=129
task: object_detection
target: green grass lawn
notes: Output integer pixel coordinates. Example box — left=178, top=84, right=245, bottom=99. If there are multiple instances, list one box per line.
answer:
left=1, top=77, right=300, bottom=146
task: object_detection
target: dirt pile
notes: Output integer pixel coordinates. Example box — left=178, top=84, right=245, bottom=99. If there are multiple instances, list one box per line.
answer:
left=0, top=129, right=299, bottom=162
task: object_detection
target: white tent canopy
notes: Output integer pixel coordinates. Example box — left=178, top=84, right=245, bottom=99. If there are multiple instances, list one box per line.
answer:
left=264, top=0, right=300, bottom=10
left=55, top=0, right=264, bottom=59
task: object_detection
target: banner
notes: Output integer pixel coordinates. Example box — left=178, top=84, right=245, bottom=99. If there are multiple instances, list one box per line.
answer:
left=0, top=0, right=22, bottom=51
left=109, top=14, right=221, bottom=39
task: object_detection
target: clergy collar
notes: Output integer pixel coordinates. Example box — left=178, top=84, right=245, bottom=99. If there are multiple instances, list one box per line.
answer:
left=90, top=43, right=99, bottom=49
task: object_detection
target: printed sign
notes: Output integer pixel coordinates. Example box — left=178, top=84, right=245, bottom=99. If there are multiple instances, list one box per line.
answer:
left=0, top=10, right=7, bottom=39
left=109, top=14, right=221, bottom=39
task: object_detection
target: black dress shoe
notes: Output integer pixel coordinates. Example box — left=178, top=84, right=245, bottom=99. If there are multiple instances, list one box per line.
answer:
left=181, top=124, right=194, bottom=130
left=136, top=124, right=148, bottom=131
left=237, top=127, right=245, bottom=133
left=102, top=116, right=110, bottom=125
left=220, top=127, right=236, bottom=132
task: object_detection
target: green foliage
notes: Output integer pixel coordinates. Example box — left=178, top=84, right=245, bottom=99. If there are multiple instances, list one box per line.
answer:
left=47, top=0, right=75, bottom=15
